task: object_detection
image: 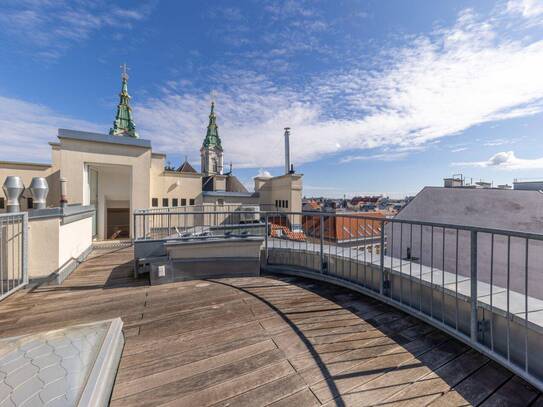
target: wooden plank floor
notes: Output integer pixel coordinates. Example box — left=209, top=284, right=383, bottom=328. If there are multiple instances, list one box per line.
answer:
left=0, top=247, right=540, bottom=406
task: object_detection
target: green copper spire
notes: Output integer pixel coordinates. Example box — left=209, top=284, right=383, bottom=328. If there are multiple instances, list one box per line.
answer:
left=202, top=101, right=222, bottom=150
left=109, top=64, right=139, bottom=138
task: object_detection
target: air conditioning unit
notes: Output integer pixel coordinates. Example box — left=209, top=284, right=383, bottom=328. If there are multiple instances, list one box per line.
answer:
left=238, top=205, right=260, bottom=223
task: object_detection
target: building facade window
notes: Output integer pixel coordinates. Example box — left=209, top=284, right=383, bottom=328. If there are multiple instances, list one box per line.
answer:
left=285, top=200, right=288, bottom=208
left=162, top=198, right=169, bottom=207
left=172, top=198, right=178, bottom=207
left=181, top=198, right=187, bottom=206
left=152, top=198, right=158, bottom=207
left=189, top=199, right=195, bottom=206
left=275, top=200, right=279, bottom=207
left=0, top=197, right=4, bottom=209
left=27, top=198, right=33, bottom=209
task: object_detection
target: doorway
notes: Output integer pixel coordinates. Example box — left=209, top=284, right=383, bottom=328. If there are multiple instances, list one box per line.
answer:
left=107, top=208, right=130, bottom=239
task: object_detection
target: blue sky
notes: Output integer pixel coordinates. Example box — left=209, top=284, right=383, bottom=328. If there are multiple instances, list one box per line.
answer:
left=1, top=0, right=543, bottom=198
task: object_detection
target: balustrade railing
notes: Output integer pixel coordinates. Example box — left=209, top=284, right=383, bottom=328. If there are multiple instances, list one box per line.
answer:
left=0, top=212, right=28, bottom=301
left=132, top=207, right=543, bottom=390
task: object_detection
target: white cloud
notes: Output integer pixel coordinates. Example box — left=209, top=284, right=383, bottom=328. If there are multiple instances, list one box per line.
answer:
left=3, top=2, right=543, bottom=169
left=0, top=96, right=102, bottom=162
left=255, top=169, right=272, bottom=178
left=340, top=152, right=409, bottom=163
left=0, top=1, right=153, bottom=59
left=133, top=4, right=543, bottom=168
left=507, top=0, right=543, bottom=18
left=454, top=150, right=543, bottom=169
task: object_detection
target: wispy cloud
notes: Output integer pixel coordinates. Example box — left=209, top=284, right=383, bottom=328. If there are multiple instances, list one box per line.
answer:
left=506, top=0, right=543, bottom=18
left=483, top=138, right=515, bottom=146
left=0, top=96, right=103, bottom=162
left=454, top=150, right=543, bottom=169
left=0, top=0, right=154, bottom=60
left=132, top=2, right=543, bottom=168
left=3, top=1, right=543, bottom=170
left=340, top=152, right=409, bottom=163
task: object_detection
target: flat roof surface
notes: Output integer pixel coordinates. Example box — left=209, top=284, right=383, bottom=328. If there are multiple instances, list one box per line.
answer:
left=0, top=247, right=539, bottom=406
left=397, top=186, right=543, bottom=233
left=202, top=190, right=258, bottom=197
left=58, top=128, right=152, bottom=148
left=0, top=160, right=51, bottom=168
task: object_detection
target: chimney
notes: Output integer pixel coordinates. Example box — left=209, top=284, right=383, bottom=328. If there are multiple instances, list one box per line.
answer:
left=284, top=127, right=290, bottom=175
left=2, top=176, right=25, bottom=213
left=29, top=177, right=49, bottom=209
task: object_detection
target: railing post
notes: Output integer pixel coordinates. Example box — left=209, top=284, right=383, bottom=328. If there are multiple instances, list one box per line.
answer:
left=264, top=213, right=269, bottom=265
left=320, top=213, right=324, bottom=273
left=133, top=212, right=137, bottom=240
left=167, top=208, right=171, bottom=237
left=470, top=230, right=478, bottom=342
left=143, top=212, right=148, bottom=239
left=22, top=213, right=28, bottom=286
left=380, top=220, right=385, bottom=295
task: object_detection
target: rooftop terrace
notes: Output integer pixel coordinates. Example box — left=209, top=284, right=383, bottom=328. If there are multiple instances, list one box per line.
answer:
left=1, top=246, right=540, bottom=406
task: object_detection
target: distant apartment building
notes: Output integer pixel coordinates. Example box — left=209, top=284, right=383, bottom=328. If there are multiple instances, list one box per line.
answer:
left=443, top=175, right=511, bottom=190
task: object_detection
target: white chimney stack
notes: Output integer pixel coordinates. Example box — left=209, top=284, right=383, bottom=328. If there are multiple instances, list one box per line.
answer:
left=284, top=127, right=291, bottom=175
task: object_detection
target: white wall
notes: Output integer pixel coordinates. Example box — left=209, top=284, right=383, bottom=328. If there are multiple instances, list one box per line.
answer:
left=28, top=214, right=93, bottom=280
left=58, top=217, right=93, bottom=270
left=28, top=217, right=60, bottom=279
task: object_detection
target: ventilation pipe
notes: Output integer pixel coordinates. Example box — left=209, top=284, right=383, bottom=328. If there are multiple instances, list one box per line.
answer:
left=29, top=177, right=49, bottom=209
left=2, top=176, right=24, bottom=213
left=284, top=127, right=291, bottom=175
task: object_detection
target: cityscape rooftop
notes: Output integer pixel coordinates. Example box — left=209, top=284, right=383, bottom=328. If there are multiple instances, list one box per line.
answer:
left=1, top=1, right=543, bottom=406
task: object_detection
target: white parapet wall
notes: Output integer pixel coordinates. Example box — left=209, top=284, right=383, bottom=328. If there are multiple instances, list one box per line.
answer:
left=28, top=205, right=94, bottom=284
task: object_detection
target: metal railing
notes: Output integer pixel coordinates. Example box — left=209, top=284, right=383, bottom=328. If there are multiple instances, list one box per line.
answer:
left=262, top=211, right=543, bottom=391
left=131, top=207, right=543, bottom=390
left=0, top=213, right=28, bottom=301
left=134, top=205, right=271, bottom=241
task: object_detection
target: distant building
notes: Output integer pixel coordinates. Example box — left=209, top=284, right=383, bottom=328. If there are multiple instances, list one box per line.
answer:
left=443, top=176, right=464, bottom=188
left=303, top=211, right=384, bottom=247
left=444, top=175, right=511, bottom=190
left=389, top=186, right=543, bottom=292
left=0, top=70, right=303, bottom=239
left=513, top=180, right=543, bottom=191
left=302, top=199, right=321, bottom=211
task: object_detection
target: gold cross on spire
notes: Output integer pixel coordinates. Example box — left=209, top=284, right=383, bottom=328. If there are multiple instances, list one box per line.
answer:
left=121, top=63, right=130, bottom=80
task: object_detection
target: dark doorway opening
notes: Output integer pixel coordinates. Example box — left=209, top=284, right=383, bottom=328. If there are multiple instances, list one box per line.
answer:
left=107, top=208, right=130, bottom=239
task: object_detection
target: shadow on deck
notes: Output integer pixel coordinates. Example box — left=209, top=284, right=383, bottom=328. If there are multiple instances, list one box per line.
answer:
left=0, top=247, right=540, bottom=406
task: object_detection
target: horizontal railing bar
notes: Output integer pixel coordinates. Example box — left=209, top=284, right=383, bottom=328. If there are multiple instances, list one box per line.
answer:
left=134, top=209, right=543, bottom=241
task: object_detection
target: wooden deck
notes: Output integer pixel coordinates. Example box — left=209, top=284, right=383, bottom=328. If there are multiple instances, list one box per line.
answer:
left=0, top=247, right=541, bottom=406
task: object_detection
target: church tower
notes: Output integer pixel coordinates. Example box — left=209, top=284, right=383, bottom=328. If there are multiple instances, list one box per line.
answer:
left=109, top=64, right=139, bottom=138
left=200, top=101, right=224, bottom=175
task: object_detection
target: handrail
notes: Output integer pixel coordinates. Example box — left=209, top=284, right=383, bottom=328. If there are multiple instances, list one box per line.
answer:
left=135, top=207, right=543, bottom=240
